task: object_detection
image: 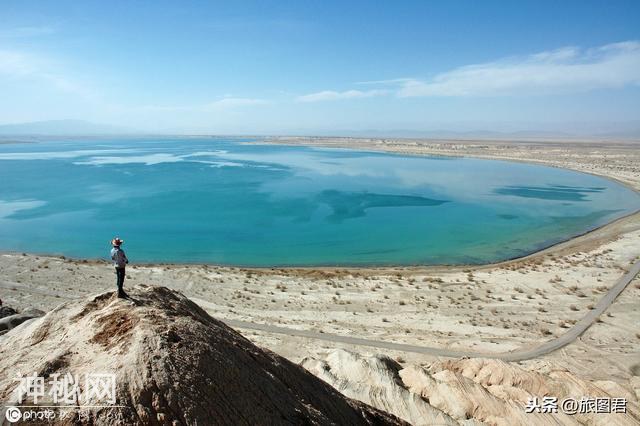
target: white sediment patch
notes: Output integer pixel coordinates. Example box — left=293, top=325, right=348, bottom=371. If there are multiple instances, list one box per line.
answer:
left=207, top=161, right=246, bottom=168
left=182, top=150, right=229, bottom=157
left=77, top=151, right=260, bottom=169
left=0, top=199, right=46, bottom=219
left=74, top=153, right=184, bottom=166
left=0, top=148, right=140, bottom=161
left=74, top=150, right=239, bottom=167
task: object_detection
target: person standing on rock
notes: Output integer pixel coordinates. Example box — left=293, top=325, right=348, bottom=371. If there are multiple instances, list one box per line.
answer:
left=110, top=237, right=129, bottom=298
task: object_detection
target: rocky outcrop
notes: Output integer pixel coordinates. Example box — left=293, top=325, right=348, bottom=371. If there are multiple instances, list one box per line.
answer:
left=302, top=350, right=460, bottom=426
left=0, top=308, right=44, bottom=335
left=302, top=350, right=640, bottom=426
left=0, top=286, right=405, bottom=425
left=0, top=306, right=17, bottom=319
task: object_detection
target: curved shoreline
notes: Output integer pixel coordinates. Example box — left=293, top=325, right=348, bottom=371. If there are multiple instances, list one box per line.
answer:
left=1, top=137, right=639, bottom=272
left=247, top=138, right=640, bottom=273
left=3, top=209, right=637, bottom=273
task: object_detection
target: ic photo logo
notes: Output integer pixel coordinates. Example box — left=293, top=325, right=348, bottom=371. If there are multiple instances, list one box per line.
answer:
left=5, top=406, right=21, bottom=423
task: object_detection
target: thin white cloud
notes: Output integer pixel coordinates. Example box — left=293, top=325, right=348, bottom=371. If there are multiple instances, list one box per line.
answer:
left=297, top=89, right=388, bottom=103
left=354, top=78, right=415, bottom=86
left=0, top=49, right=92, bottom=97
left=203, top=97, right=268, bottom=109
left=135, top=98, right=268, bottom=113
left=0, top=50, right=36, bottom=75
left=397, top=41, right=640, bottom=97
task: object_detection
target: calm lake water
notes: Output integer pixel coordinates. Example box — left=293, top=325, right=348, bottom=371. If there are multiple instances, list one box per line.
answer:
left=1, top=137, right=638, bottom=266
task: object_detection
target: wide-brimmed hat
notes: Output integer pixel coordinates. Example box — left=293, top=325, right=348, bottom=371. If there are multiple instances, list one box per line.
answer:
left=111, top=237, right=124, bottom=246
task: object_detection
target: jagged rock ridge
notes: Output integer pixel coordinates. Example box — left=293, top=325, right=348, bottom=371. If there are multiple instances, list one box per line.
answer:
left=302, top=350, right=640, bottom=426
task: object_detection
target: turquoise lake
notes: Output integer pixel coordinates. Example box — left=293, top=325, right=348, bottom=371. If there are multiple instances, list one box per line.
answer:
left=0, top=137, right=639, bottom=266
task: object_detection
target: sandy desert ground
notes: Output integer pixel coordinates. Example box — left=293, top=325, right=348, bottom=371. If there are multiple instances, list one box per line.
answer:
left=1, top=138, right=639, bottom=423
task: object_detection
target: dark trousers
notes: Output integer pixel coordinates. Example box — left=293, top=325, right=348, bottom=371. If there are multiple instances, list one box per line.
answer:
left=115, top=267, right=126, bottom=294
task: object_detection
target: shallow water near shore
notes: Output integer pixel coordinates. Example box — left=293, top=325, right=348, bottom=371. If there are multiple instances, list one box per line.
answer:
left=0, top=136, right=639, bottom=266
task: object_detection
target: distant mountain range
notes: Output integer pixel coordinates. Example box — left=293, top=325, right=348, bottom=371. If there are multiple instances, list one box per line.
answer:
left=0, top=119, right=137, bottom=135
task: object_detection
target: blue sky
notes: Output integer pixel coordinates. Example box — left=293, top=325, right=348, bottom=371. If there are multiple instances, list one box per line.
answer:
left=1, top=0, right=639, bottom=135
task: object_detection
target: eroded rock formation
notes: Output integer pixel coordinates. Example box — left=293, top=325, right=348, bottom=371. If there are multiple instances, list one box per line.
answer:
left=0, top=286, right=404, bottom=425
